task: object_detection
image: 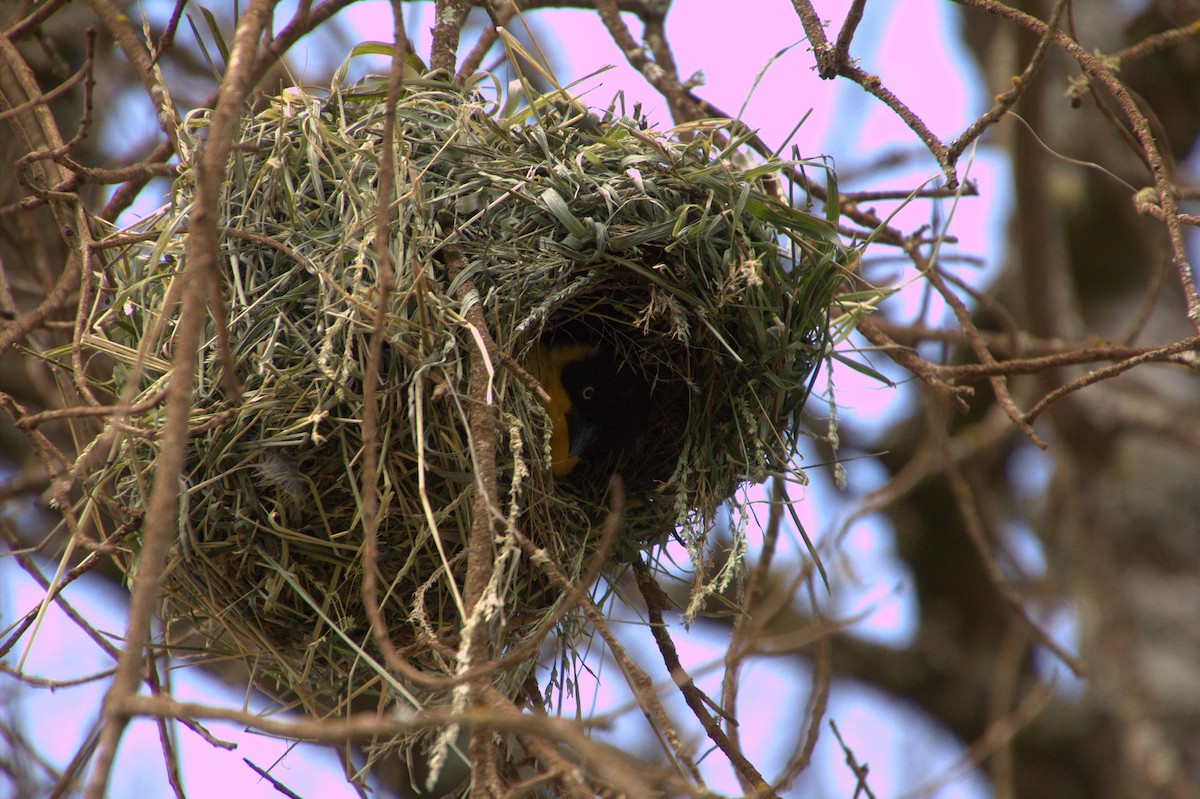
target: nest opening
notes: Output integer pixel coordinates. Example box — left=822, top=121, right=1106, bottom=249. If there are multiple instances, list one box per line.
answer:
left=524, top=300, right=689, bottom=496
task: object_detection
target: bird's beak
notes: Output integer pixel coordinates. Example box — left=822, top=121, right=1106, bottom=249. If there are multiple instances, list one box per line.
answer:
left=566, top=408, right=602, bottom=459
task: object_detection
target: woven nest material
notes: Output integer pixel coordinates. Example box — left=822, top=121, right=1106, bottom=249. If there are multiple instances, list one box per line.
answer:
left=82, top=66, right=845, bottom=765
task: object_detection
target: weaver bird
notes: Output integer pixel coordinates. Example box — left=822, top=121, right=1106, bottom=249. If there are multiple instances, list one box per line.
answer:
left=527, top=340, right=649, bottom=478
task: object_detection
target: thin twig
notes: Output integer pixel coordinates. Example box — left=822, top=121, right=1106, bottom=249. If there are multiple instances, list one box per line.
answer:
left=634, top=558, right=779, bottom=798
left=927, top=398, right=1085, bottom=677
left=430, top=0, right=472, bottom=74
left=948, top=0, right=1069, bottom=163
left=959, top=0, right=1200, bottom=326
left=789, top=0, right=954, bottom=184
left=82, top=3, right=278, bottom=795
left=1023, top=336, right=1200, bottom=424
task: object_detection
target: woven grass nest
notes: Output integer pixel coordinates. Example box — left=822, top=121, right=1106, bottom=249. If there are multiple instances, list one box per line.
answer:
left=85, top=65, right=844, bottom=759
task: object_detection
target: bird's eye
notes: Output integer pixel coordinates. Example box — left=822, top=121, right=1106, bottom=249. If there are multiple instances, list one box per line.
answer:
left=581, top=385, right=595, bottom=400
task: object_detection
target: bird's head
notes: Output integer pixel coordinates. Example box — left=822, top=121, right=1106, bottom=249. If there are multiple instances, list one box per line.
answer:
left=527, top=340, right=650, bottom=479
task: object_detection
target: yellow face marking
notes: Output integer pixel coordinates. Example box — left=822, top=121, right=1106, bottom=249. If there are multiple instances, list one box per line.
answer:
left=527, top=342, right=596, bottom=477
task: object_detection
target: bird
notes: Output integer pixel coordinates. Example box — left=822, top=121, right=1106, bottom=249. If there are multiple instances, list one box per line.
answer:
left=526, top=338, right=650, bottom=478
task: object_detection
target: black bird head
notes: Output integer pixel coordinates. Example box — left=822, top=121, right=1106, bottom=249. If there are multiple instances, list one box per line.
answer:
left=527, top=340, right=650, bottom=478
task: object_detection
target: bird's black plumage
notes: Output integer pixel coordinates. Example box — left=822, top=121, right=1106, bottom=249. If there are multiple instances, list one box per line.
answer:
left=529, top=340, right=650, bottom=478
